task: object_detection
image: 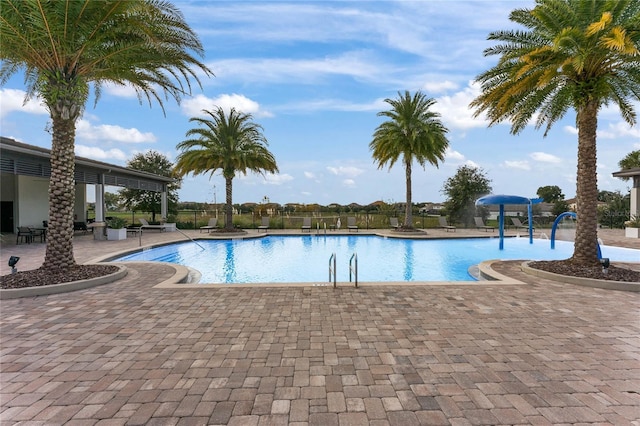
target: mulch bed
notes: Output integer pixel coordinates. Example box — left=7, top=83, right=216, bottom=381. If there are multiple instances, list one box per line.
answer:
left=0, top=265, right=120, bottom=290
left=529, top=260, right=640, bottom=282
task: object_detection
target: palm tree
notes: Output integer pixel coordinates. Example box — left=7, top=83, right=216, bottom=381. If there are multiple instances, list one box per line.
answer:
left=0, top=0, right=212, bottom=270
left=174, top=108, right=279, bottom=231
left=370, top=91, right=450, bottom=229
left=470, top=0, right=640, bottom=266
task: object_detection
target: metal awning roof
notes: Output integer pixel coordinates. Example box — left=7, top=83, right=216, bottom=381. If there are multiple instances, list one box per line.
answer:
left=612, top=168, right=640, bottom=178
left=0, top=137, right=173, bottom=192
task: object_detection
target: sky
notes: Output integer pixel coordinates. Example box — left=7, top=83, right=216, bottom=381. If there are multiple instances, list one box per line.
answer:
left=1, top=0, right=639, bottom=206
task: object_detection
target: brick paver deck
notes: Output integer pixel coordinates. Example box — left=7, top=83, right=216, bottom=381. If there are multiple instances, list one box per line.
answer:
left=1, top=228, right=639, bottom=425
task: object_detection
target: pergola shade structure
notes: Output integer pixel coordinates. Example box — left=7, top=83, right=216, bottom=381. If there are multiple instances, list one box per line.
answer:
left=0, top=137, right=173, bottom=234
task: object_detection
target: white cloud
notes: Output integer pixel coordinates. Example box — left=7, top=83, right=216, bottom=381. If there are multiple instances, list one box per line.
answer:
left=0, top=88, right=47, bottom=117
left=76, top=119, right=156, bottom=144
left=327, top=165, right=365, bottom=178
left=182, top=93, right=271, bottom=118
left=530, top=152, right=562, bottom=164
left=563, top=125, right=579, bottom=135
left=504, top=160, right=531, bottom=170
left=263, top=173, right=294, bottom=185
left=343, top=179, right=356, bottom=188
left=423, top=80, right=458, bottom=94
left=103, top=83, right=139, bottom=99
left=434, top=82, right=488, bottom=130
left=598, top=121, right=640, bottom=139
left=445, top=148, right=465, bottom=161
left=75, top=144, right=127, bottom=162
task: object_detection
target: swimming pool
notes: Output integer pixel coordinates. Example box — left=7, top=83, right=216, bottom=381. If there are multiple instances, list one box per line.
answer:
left=111, top=235, right=640, bottom=284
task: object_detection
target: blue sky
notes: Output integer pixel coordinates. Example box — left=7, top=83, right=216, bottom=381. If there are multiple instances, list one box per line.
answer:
left=1, top=0, right=638, bottom=206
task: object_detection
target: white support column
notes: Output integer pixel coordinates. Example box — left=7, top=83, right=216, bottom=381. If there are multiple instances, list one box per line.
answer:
left=161, top=185, right=168, bottom=220
left=631, top=176, right=640, bottom=218
left=93, top=183, right=106, bottom=240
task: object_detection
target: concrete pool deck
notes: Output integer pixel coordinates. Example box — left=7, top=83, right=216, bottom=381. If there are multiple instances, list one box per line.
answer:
left=1, top=228, right=639, bottom=424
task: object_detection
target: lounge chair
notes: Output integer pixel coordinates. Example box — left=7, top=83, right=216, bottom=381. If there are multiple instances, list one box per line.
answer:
left=389, top=217, right=400, bottom=230
left=511, top=217, right=534, bottom=231
left=200, top=218, right=218, bottom=233
left=347, top=217, right=358, bottom=232
left=258, top=216, right=270, bottom=232
left=474, top=217, right=494, bottom=232
left=139, top=218, right=168, bottom=232
left=301, top=217, right=312, bottom=232
left=438, top=216, right=456, bottom=232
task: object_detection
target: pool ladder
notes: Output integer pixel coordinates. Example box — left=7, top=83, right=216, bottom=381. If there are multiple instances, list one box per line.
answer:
left=328, top=252, right=358, bottom=288
left=349, top=253, right=358, bottom=288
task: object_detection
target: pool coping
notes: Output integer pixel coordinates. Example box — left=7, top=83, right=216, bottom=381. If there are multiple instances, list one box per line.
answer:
left=5, top=233, right=638, bottom=297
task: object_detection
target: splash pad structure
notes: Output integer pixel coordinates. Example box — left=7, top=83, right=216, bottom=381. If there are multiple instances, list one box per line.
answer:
left=475, top=194, right=542, bottom=250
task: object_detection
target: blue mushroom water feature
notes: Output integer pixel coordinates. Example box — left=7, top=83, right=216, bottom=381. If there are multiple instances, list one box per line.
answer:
left=475, top=194, right=542, bottom=250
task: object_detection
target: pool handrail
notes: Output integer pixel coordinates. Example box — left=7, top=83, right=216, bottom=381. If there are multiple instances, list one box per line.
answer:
left=329, top=253, right=336, bottom=288
left=349, top=252, right=358, bottom=288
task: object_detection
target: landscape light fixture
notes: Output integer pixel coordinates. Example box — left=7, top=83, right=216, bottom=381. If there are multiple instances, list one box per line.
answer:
left=599, top=257, right=610, bottom=274
left=8, top=256, right=20, bottom=274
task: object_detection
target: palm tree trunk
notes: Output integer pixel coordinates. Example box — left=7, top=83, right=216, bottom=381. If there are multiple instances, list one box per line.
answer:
left=225, top=176, right=234, bottom=230
left=43, top=116, right=77, bottom=270
left=405, top=158, right=413, bottom=228
left=572, top=100, right=599, bottom=265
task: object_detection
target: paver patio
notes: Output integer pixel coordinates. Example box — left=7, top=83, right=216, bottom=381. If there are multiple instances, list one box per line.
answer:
left=1, top=228, right=639, bottom=425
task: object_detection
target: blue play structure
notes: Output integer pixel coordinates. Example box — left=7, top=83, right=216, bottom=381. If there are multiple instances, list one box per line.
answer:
left=475, top=194, right=541, bottom=250
left=551, top=211, right=603, bottom=259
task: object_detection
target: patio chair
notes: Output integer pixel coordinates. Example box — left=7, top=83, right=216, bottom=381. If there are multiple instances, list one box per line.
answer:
left=301, top=217, right=312, bottom=232
left=389, top=217, right=400, bottom=230
left=73, top=221, right=88, bottom=233
left=474, top=217, right=494, bottom=232
left=16, top=226, right=33, bottom=244
left=438, top=216, right=456, bottom=232
left=258, top=216, right=270, bottom=232
left=347, top=217, right=358, bottom=232
left=200, top=218, right=218, bottom=233
left=511, top=217, right=534, bottom=231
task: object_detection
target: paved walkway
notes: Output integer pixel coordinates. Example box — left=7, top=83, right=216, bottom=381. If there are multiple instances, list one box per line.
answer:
left=1, top=228, right=639, bottom=425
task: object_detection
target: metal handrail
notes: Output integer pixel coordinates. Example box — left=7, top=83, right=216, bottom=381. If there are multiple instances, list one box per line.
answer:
left=349, top=252, right=358, bottom=287
left=329, top=253, right=336, bottom=287
left=175, top=226, right=206, bottom=250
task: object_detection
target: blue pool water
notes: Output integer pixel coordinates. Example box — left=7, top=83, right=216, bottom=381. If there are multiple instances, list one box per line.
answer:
left=112, top=235, right=639, bottom=284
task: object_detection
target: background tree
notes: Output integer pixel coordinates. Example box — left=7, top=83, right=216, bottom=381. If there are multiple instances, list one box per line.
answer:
left=370, top=91, right=449, bottom=229
left=597, top=191, right=630, bottom=228
left=104, top=192, right=121, bottom=211
left=597, top=190, right=619, bottom=203
left=119, top=151, right=181, bottom=222
left=552, top=200, right=572, bottom=217
left=536, top=185, right=565, bottom=203
left=470, top=0, right=640, bottom=266
left=617, top=150, right=640, bottom=181
left=0, top=0, right=211, bottom=270
left=174, top=108, right=278, bottom=231
left=441, top=165, right=492, bottom=227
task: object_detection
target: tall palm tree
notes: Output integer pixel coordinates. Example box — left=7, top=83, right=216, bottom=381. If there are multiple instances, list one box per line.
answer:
left=470, top=0, right=640, bottom=266
left=174, top=108, right=279, bottom=231
left=370, top=91, right=449, bottom=229
left=0, top=0, right=212, bottom=270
